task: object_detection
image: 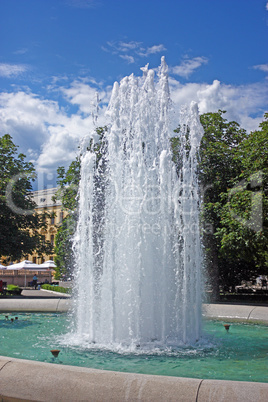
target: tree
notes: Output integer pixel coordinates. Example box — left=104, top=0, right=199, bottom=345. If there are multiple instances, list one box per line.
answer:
left=54, top=216, right=77, bottom=280
left=53, top=159, right=80, bottom=279
left=198, top=111, right=247, bottom=300
left=199, top=111, right=268, bottom=299
left=0, top=134, right=53, bottom=261
left=54, top=127, right=107, bottom=279
left=214, top=114, right=268, bottom=284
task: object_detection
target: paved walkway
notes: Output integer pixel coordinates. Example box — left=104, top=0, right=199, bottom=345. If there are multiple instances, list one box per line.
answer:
left=21, top=289, right=70, bottom=298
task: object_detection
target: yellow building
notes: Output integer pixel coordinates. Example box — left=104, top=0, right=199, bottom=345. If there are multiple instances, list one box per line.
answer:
left=29, top=187, right=67, bottom=264
left=0, top=188, right=67, bottom=286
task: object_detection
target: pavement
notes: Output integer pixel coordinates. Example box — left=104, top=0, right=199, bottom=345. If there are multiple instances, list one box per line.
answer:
left=21, top=289, right=70, bottom=298
left=18, top=281, right=72, bottom=298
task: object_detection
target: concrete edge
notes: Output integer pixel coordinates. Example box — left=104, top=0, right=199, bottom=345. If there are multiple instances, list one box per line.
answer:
left=0, top=298, right=71, bottom=313
left=40, top=288, right=71, bottom=297
left=0, top=356, right=267, bottom=402
left=202, top=303, right=268, bottom=324
left=1, top=301, right=267, bottom=323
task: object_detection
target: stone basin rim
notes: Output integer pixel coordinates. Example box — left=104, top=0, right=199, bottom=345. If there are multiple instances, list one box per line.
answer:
left=0, top=355, right=267, bottom=402
left=0, top=303, right=267, bottom=401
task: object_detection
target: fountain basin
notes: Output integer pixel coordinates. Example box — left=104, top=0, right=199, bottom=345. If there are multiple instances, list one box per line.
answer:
left=0, top=356, right=267, bottom=402
left=0, top=307, right=267, bottom=401
left=0, top=312, right=267, bottom=382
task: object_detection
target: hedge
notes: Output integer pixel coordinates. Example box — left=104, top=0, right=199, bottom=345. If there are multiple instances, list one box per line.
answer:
left=41, top=284, right=71, bottom=294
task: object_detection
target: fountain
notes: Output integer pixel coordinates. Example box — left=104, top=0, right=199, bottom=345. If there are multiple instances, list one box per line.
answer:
left=70, top=57, right=203, bottom=350
left=0, top=60, right=267, bottom=400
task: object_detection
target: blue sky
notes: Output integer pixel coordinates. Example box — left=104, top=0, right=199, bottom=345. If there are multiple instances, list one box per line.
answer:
left=0, top=0, right=268, bottom=188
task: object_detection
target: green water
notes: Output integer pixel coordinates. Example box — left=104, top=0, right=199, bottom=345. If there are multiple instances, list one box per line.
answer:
left=0, top=313, right=267, bottom=383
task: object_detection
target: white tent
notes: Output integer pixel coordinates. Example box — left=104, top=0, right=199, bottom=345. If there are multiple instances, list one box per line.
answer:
left=40, top=260, right=56, bottom=282
left=0, top=264, right=7, bottom=269
left=6, top=260, right=40, bottom=270
left=6, top=260, right=53, bottom=286
left=40, top=260, right=56, bottom=269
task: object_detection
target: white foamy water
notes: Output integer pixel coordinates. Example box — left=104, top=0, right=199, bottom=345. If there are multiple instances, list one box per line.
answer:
left=69, top=58, right=203, bottom=350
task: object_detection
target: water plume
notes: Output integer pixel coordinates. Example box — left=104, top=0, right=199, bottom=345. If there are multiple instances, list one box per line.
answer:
left=71, top=57, right=203, bottom=350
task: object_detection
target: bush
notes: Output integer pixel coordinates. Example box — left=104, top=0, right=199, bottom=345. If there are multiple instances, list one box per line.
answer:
left=6, top=284, right=22, bottom=296
left=41, top=284, right=71, bottom=294
left=7, top=284, right=20, bottom=291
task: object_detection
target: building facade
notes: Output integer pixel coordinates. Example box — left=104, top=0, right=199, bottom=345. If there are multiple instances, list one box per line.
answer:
left=29, top=187, right=67, bottom=264
left=0, top=188, right=67, bottom=286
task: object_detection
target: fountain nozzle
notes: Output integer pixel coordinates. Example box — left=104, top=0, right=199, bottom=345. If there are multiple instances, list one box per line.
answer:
left=50, top=349, right=60, bottom=358
left=224, top=324, right=230, bottom=332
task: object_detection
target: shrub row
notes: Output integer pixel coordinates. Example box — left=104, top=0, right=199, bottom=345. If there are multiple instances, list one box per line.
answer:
left=41, top=284, right=71, bottom=294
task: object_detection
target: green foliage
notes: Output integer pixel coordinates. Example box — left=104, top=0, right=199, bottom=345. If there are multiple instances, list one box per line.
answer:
left=215, top=114, right=268, bottom=275
left=54, top=215, right=76, bottom=279
left=55, top=159, right=81, bottom=211
left=52, top=154, right=80, bottom=280
left=239, top=113, right=268, bottom=175
left=6, top=284, right=22, bottom=296
left=198, top=111, right=268, bottom=298
left=53, top=154, right=80, bottom=279
left=53, top=126, right=108, bottom=279
left=89, top=126, right=108, bottom=167
left=7, top=284, right=20, bottom=291
left=0, top=134, right=53, bottom=261
left=41, top=284, right=71, bottom=294
left=199, top=110, right=247, bottom=201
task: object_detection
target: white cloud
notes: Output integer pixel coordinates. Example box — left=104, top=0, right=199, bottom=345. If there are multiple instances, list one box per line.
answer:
left=171, top=57, right=208, bottom=78
left=253, top=64, right=268, bottom=73
left=120, top=54, right=135, bottom=64
left=266, top=2, right=268, bottom=11
left=0, top=80, right=110, bottom=176
left=0, top=91, right=61, bottom=149
left=137, top=44, right=167, bottom=57
left=147, top=44, right=166, bottom=55
left=1, top=73, right=267, bottom=181
left=0, top=63, right=29, bottom=78
left=118, top=41, right=141, bottom=51
left=103, top=41, right=166, bottom=63
left=13, top=48, right=28, bottom=55
left=169, top=78, right=268, bottom=132
left=59, top=79, right=110, bottom=114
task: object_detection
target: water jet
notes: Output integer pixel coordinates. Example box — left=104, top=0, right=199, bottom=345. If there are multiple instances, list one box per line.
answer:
left=71, top=58, right=203, bottom=350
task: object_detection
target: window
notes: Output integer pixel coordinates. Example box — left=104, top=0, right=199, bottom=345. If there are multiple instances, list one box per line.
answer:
left=40, top=198, right=46, bottom=203
left=33, top=257, right=37, bottom=264
left=49, top=256, right=54, bottom=261
left=50, top=235, right=55, bottom=245
left=51, top=216, right=55, bottom=225
left=60, top=211, right=64, bottom=223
